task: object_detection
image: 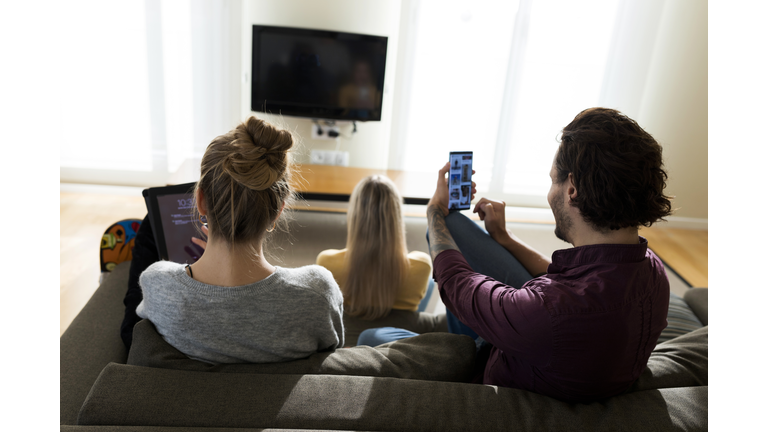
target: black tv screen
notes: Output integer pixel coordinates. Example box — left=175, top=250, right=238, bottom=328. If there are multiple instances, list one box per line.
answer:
left=251, top=25, right=388, bottom=121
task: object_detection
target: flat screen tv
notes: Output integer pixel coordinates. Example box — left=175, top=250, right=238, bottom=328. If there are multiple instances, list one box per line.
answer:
left=251, top=25, right=388, bottom=121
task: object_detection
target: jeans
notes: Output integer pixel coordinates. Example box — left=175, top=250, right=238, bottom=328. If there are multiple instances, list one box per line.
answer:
left=357, top=211, right=534, bottom=346
left=417, top=277, right=435, bottom=313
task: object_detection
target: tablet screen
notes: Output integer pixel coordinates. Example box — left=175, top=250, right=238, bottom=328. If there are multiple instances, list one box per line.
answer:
left=156, top=192, right=204, bottom=264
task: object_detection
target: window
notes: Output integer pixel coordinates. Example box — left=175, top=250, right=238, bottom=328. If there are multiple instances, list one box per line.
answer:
left=391, top=0, right=519, bottom=193
left=500, top=0, right=619, bottom=199
left=392, top=0, right=621, bottom=207
left=58, top=1, right=154, bottom=172
left=58, top=0, right=241, bottom=186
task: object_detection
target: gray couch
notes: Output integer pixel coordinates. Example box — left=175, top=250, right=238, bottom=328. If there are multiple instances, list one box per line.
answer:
left=61, top=261, right=708, bottom=431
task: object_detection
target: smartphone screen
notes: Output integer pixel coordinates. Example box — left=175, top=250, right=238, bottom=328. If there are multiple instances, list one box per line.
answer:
left=448, top=151, right=473, bottom=211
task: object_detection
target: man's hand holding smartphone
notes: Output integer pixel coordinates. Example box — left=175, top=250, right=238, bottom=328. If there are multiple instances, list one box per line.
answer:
left=429, top=160, right=477, bottom=215
left=428, top=162, right=453, bottom=216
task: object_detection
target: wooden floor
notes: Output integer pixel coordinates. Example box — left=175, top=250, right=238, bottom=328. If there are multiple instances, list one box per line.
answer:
left=639, top=226, right=708, bottom=288
left=60, top=191, right=148, bottom=335
left=60, top=189, right=708, bottom=335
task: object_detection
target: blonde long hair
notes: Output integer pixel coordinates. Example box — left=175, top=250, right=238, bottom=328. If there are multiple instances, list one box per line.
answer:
left=343, top=175, right=410, bottom=320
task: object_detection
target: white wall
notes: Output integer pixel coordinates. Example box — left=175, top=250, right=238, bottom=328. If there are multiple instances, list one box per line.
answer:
left=241, top=0, right=402, bottom=169
left=638, top=0, right=708, bottom=220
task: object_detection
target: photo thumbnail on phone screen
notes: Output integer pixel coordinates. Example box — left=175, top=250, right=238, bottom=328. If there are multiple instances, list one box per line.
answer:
left=448, top=151, right=473, bottom=211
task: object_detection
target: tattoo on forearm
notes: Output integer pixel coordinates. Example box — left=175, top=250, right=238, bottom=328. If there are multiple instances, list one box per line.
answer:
left=427, top=204, right=460, bottom=261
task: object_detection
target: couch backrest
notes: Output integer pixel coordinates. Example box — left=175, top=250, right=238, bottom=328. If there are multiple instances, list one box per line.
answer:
left=127, top=319, right=477, bottom=382
left=77, top=326, right=708, bottom=431
left=77, top=363, right=707, bottom=431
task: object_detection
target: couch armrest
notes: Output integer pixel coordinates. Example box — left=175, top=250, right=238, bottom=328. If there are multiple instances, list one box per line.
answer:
left=683, top=288, right=708, bottom=325
left=60, top=262, right=131, bottom=425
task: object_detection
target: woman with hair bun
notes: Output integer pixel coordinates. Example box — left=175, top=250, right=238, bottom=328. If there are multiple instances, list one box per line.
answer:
left=135, top=116, right=345, bottom=364
left=316, top=175, right=435, bottom=340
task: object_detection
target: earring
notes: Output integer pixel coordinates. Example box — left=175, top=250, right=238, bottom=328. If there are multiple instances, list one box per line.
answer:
left=199, top=215, right=207, bottom=225
left=266, top=221, right=276, bottom=233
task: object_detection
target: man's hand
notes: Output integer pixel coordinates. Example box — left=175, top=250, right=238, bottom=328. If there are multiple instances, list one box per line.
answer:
left=428, top=162, right=451, bottom=216
left=473, top=198, right=509, bottom=241
left=473, top=197, right=552, bottom=276
left=426, top=163, right=467, bottom=261
left=428, top=162, right=479, bottom=216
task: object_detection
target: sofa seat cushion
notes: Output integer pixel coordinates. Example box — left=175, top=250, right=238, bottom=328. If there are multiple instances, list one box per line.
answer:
left=78, top=363, right=707, bottom=431
left=127, top=319, right=476, bottom=383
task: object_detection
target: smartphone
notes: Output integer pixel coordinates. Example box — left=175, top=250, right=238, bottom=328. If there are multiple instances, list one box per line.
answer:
left=448, top=151, right=473, bottom=211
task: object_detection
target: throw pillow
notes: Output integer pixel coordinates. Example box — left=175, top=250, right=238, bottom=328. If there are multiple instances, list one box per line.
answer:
left=656, top=292, right=704, bottom=344
left=629, top=325, right=707, bottom=392
left=127, top=319, right=476, bottom=383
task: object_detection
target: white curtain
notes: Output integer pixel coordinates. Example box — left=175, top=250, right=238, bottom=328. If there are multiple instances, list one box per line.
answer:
left=59, top=0, right=671, bottom=198
left=390, top=0, right=667, bottom=208
left=59, top=0, right=241, bottom=187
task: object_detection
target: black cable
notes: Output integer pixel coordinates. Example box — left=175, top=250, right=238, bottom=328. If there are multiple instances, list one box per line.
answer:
left=335, top=121, right=358, bottom=140
left=311, top=119, right=358, bottom=140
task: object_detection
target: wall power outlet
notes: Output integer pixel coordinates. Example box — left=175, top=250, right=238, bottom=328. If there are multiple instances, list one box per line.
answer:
left=310, top=150, right=349, bottom=166
left=311, top=124, right=341, bottom=140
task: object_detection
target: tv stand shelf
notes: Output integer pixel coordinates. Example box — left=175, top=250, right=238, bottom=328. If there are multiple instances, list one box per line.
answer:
left=169, top=159, right=434, bottom=205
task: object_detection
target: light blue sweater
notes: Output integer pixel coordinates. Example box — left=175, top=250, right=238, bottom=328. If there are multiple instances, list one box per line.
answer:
left=136, top=261, right=345, bottom=364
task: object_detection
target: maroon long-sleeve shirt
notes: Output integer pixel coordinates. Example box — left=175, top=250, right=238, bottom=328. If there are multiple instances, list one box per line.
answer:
left=434, top=237, right=669, bottom=402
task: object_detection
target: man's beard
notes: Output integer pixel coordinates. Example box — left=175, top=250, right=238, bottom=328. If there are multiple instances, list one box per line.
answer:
left=551, top=193, right=573, bottom=244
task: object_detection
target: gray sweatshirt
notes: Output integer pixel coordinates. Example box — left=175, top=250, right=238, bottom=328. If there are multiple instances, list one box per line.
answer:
left=136, top=261, right=345, bottom=364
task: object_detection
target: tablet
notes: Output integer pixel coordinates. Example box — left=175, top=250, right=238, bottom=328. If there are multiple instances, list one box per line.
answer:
left=142, top=182, right=204, bottom=264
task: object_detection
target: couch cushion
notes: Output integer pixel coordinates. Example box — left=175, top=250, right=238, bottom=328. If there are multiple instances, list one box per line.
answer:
left=127, top=319, right=475, bottom=383
left=79, top=363, right=707, bottom=431
left=343, top=309, right=448, bottom=347
left=657, top=292, right=704, bottom=344
left=630, top=326, right=708, bottom=392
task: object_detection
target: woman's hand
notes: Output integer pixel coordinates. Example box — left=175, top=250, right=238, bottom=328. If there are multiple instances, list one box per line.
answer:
left=191, top=224, right=209, bottom=250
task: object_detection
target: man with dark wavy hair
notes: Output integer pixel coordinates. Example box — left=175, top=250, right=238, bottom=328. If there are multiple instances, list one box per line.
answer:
left=422, top=107, right=674, bottom=402
left=358, top=107, right=674, bottom=402
left=359, top=108, right=672, bottom=402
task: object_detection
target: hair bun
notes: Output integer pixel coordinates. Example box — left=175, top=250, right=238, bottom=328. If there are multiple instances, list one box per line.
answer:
left=220, top=117, right=293, bottom=191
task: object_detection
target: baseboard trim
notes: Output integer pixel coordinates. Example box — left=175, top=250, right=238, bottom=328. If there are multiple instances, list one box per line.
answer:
left=60, top=183, right=147, bottom=196
left=499, top=209, right=707, bottom=230
left=655, top=216, right=708, bottom=230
